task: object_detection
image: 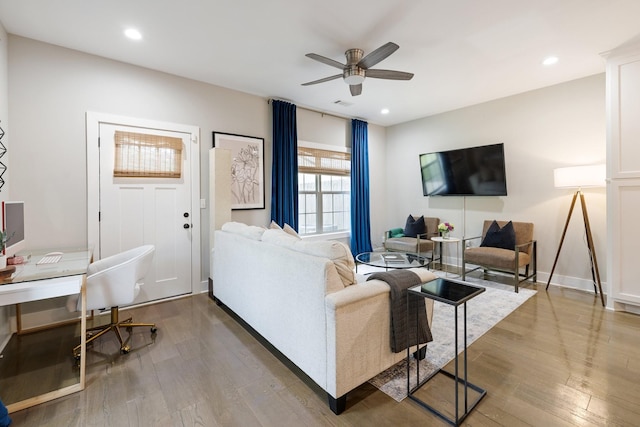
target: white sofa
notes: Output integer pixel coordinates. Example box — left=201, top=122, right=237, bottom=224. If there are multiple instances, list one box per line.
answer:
left=211, top=222, right=436, bottom=414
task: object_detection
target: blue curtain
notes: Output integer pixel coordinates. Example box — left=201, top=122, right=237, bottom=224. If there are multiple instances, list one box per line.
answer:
left=350, top=119, right=373, bottom=255
left=270, top=100, right=298, bottom=229
left=0, top=398, right=10, bottom=427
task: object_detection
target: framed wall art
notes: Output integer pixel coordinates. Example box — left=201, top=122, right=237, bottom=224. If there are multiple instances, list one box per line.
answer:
left=212, top=131, right=265, bottom=210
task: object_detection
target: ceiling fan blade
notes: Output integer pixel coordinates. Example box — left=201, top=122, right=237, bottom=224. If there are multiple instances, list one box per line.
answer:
left=365, top=69, right=414, bottom=80
left=350, top=84, right=362, bottom=96
left=301, top=74, right=342, bottom=86
left=357, top=42, right=399, bottom=69
left=305, top=53, right=345, bottom=69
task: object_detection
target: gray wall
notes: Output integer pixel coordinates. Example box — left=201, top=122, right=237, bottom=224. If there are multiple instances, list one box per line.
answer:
left=5, top=34, right=607, bottom=299
left=6, top=35, right=385, bottom=288
left=8, top=35, right=268, bottom=285
left=384, top=74, right=606, bottom=291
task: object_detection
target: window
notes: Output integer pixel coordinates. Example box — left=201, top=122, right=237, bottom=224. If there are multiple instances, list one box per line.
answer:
left=298, top=146, right=350, bottom=236
left=114, top=131, right=183, bottom=178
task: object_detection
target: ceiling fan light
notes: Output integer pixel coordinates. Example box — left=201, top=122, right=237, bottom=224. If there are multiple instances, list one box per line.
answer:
left=344, top=67, right=365, bottom=85
left=344, top=75, right=365, bottom=85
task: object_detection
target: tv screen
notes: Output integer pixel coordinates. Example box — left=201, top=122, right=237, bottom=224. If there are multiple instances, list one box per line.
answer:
left=419, top=143, right=507, bottom=196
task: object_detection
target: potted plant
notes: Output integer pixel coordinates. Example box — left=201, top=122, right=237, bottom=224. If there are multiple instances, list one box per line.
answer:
left=0, top=230, right=7, bottom=269
left=438, top=222, right=455, bottom=239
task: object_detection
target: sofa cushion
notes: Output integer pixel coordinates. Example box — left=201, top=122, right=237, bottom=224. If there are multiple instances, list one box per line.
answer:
left=262, top=228, right=300, bottom=248
left=480, top=220, right=515, bottom=250
left=222, top=221, right=265, bottom=240
left=262, top=230, right=356, bottom=287
left=292, top=240, right=356, bottom=287
left=384, top=237, right=434, bottom=253
left=404, top=215, right=425, bottom=238
left=464, top=246, right=531, bottom=270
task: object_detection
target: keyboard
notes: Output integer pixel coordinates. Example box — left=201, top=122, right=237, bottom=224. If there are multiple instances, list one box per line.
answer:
left=37, top=254, right=62, bottom=265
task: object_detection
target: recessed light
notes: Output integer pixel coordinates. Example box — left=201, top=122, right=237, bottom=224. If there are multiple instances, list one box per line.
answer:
left=542, top=56, right=559, bottom=66
left=381, top=108, right=390, bottom=115
left=124, top=28, right=142, bottom=40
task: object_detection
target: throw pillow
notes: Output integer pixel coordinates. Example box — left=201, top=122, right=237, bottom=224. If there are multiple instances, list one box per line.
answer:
left=261, top=228, right=300, bottom=249
left=269, top=220, right=282, bottom=230
left=389, top=227, right=405, bottom=238
left=292, top=240, right=356, bottom=287
left=403, top=215, right=425, bottom=238
left=480, top=220, right=516, bottom=250
left=283, top=223, right=301, bottom=239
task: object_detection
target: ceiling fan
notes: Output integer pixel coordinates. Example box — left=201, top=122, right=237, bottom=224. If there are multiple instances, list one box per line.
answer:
left=302, top=42, right=414, bottom=96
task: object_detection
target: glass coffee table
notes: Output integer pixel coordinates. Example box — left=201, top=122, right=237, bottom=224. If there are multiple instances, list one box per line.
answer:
left=355, top=251, right=430, bottom=273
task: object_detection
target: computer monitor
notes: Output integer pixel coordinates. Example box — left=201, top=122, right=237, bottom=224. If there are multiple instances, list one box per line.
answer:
left=3, top=201, right=25, bottom=257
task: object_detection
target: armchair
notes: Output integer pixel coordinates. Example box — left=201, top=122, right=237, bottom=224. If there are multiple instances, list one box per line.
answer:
left=462, top=220, right=537, bottom=292
left=383, top=215, right=439, bottom=262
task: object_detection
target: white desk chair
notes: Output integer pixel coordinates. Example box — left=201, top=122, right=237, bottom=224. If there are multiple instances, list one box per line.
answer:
left=67, top=245, right=157, bottom=358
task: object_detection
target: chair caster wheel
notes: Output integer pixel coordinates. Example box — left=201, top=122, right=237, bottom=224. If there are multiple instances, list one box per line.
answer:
left=121, top=346, right=131, bottom=354
left=151, top=327, right=158, bottom=334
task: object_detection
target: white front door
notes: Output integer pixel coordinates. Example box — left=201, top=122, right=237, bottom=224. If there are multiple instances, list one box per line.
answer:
left=97, top=122, right=193, bottom=303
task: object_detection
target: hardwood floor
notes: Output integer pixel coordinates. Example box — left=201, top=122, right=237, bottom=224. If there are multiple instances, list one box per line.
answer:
left=7, top=278, right=640, bottom=426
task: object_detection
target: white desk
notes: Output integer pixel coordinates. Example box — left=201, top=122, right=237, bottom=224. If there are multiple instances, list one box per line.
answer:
left=431, top=237, right=461, bottom=277
left=0, top=248, right=91, bottom=413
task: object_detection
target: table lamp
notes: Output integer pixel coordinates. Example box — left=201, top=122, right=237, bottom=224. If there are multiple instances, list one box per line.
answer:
left=546, top=164, right=605, bottom=306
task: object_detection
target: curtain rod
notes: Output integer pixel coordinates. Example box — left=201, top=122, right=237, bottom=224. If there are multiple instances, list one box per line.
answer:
left=267, top=98, right=361, bottom=122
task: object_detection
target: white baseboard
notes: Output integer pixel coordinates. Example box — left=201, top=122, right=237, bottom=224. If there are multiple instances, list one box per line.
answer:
left=538, top=271, right=606, bottom=296
left=197, top=279, right=208, bottom=294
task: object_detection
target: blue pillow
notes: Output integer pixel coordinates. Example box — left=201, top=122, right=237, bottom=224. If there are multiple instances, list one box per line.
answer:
left=480, top=220, right=516, bottom=250
left=404, top=215, right=425, bottom=238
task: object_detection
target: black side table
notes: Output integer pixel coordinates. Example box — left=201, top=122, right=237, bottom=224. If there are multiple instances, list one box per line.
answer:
left=407, top=278, right=487, bottom=426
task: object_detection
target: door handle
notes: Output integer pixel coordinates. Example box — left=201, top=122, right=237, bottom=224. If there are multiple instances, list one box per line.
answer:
left=184, top=224, right=190, bottom=229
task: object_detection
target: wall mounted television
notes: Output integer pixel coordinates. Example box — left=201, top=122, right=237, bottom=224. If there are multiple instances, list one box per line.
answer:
left=419, top=143, right=507, bottom=196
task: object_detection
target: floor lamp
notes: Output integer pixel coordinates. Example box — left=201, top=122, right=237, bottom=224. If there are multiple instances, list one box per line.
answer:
left=546, top=164, right=606, bottom=306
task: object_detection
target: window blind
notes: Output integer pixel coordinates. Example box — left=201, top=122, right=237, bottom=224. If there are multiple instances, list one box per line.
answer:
left=114, top=131, right=183, bottom=178
left=298, top=147, right=350, bottom=176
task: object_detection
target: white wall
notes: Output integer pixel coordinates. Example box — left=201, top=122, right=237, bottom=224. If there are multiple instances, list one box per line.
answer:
left=8, top=35, right=274, bottom=284
left=0, top=21, right=10, bottom=347
left=384, top=74, right=607, bottom=291
left=296, top=107, right=388, bottom=247
left=7, top=36, right=383, bottom=284
left=7, top=35, right=606, bottom=298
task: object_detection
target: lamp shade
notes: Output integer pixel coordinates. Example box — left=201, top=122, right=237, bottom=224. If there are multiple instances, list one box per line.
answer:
left=553, top=164, right=606, bottom=189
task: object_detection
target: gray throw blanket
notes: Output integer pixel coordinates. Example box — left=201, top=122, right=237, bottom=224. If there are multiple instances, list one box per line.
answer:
left=367, top=270, right=433, bottom=353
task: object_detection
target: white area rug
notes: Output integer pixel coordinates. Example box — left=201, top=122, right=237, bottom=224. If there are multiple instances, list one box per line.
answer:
left=366, top=272, right=537, bottom=402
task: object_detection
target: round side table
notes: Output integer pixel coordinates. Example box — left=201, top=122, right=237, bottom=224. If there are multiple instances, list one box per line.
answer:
left=431, top=236, right=461, bottom=277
